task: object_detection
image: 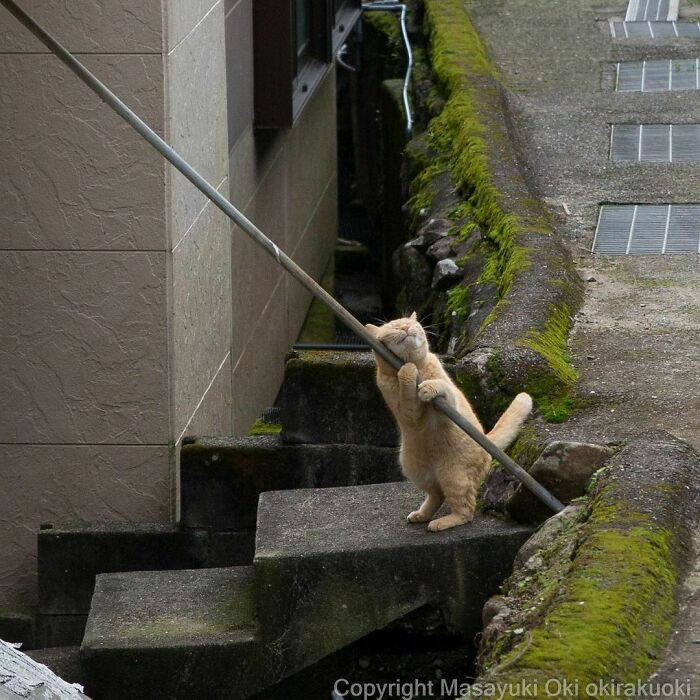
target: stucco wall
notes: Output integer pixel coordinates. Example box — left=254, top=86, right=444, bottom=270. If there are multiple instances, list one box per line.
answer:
left=0, top=1, right=171, bottom=609
left=165, top=0, right=232, bottom=443
left=0, top=0, right=337, bottom=609
left=225, top=0, right=338, bottom=434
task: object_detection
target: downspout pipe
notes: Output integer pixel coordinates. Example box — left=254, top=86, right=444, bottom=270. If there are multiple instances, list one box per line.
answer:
left=0, top=0, right=564, bottom=516
left=362, top=0, right=414, bottom=138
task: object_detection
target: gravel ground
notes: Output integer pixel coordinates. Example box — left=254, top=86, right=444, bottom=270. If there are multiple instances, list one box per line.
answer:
left=465, top=0, right=700, bottom=692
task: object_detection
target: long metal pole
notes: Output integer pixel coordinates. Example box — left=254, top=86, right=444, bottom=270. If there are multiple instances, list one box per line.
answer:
left=0, top=0, right=563, bottom=515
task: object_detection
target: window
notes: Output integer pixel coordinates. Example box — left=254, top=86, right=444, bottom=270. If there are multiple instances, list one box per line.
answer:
left=253, top=0, right=361, bottom=128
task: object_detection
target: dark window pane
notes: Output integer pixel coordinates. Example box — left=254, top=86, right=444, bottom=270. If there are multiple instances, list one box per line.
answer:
left=295, top=0, right=311, bottom=58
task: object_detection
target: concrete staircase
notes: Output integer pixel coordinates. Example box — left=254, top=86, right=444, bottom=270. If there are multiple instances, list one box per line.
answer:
left=80, top=482, right=531, bottom=699
left=28, top=349, right=532, bottom=698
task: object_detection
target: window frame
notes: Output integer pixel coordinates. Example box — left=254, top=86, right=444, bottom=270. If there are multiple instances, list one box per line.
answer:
left=253, top=0, right=361, bottom=128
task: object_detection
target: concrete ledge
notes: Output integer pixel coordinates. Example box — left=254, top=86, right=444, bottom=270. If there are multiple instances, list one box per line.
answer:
left=180, top=435, right=402, bottom=530
left=81, top=567, right=262, bottom=700
left=419, top=0, right=583, bottom=420
left=255, top=481, right=532, bottom=684
left=38, top=522, right=209, bottom=615
left=475, top=431, right=700, bottom=695
left=279, top=351, right=399, bottom=446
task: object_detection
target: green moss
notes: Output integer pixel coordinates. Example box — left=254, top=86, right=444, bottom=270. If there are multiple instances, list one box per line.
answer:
left=477, top=479, right=679, bottom=697
left=518, top=304, right=577, bottom=386
left=297, top=256, right=335, bottom=344
left=507, top=424, right=543, bottom=471
left=405, top=161, right=445, bottom=226
left=447, top=283, right=471, bottom=319
left=515, top=303, right=578, bottom=422
left=248, top=419, right=282, bottom=436
left=363, top=10, right=402, bottom=60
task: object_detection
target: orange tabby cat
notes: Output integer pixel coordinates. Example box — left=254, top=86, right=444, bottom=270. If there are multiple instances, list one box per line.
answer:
left=366, top=313, right=532, bottom=531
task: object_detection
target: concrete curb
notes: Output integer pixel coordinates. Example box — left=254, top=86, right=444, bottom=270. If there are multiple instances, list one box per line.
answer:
left=473, top=431, right=700, bottom=697
left=418, top=0, right=583, bottom=421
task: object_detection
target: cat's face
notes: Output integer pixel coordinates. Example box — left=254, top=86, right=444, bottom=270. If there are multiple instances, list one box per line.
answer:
left=365, top=312, right=429, bottom=365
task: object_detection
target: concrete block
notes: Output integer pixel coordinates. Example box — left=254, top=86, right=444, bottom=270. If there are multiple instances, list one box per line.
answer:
left=254, top=481, right=532, bottom=682
left=0, top=610, right=35, bottom=649
left=180, top=436, right=402, bottom=530
left=81, top=568, right=262, bottom=700
left=26, top=646, right=83, bottom=687
left=36, top=615, right=87, bottom=649
left=38, top=522, right=209, bottom=615
left=279, top=351, right=399, bottom=446
left=209, top=532, right=256, bottom=567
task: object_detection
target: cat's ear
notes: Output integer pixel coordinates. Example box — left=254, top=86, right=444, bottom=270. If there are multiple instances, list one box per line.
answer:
left=409, top=311, right=417, bottom=321
left=365, top=323, right=379, bottom=337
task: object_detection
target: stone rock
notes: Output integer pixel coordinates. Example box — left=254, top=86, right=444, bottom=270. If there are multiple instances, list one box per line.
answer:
left=479, top=468, right=520, bottom=514
left=512, top=503, right=584, bottom=571
left=466, top=282, right=500, bottom=341
left=392, top=245, right=432, bottom=312
left=507, top=442, right=615, bottom=524
left=481, top=595, right=509, bottom=628
left=432, top=258, right=463, bottom=291
left=453, top=230, right=484, bottom=259
left=407, top=217, right=451, bottom=251
left=426, top=236, right=454, bottom=262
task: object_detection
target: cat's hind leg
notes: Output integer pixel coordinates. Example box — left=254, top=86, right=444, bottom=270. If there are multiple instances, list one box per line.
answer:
left=407, top=489, right=443, bottom=524
left=428, top=470, right=477, bottom=532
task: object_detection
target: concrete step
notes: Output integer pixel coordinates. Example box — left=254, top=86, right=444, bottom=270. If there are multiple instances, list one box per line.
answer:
left=37, top=520, right=254, bottom=647
left=81, top=481, right=532, bottom=698
left=254, top=481, right=532, bottom=685
left=180, top=435, right=401, bottom=530
left=81, top=567, right=262, bottom=700
left=279, top=350, right=399, bottom=445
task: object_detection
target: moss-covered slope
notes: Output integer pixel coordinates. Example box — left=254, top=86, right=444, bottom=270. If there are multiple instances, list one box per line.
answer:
left=474, top=431, right=700, bottom=698
left=417, top=0, right=583, bottom=419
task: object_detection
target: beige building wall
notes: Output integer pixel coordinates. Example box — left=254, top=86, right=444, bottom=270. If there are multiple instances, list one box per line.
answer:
left=0, top=1, right=171, bottom=610
left=225, top=0, right=338, bottom=433
left=0, top=0, right=337, bottom=609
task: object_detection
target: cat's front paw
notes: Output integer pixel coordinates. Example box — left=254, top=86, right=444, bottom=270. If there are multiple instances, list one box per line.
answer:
left=398, top=362, right=418, bottom=383
left=418, top=380, right=444, bottom=403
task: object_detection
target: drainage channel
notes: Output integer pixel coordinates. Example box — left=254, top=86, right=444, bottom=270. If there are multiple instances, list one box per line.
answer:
left=615, top=58, right=700, bottom=92
left=609, top=20, right=700, bottom=37
left=593, top=204, right=700, bottom=254
left=610, top=123, right=700, bottom=161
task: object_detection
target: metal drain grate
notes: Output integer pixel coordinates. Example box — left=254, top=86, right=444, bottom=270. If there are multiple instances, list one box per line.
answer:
left=593, top=204, right=700, bottom=254
left=626, top=0, right=679, bottom=21
left=616, top=59, right=700, bottom=91
left=609, top=20, right=700, bottom=38
left=610, top=124, right=700, bottom=161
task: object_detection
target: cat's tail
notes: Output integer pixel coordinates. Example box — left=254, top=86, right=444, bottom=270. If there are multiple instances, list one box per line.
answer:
left=485, top=393, right=533, bottom=450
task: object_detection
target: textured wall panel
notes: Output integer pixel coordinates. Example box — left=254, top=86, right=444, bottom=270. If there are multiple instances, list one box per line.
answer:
left=0, top=0, right=162, bottom=53
left=0, top=252, right=169, bottom=443
left=166, top=0, right=229, bottom=245
left=172, top=181, right=233, bottom=439
left=0, top=445, right=171, bottom=608
left=0, top=54, right=166, bottom=251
